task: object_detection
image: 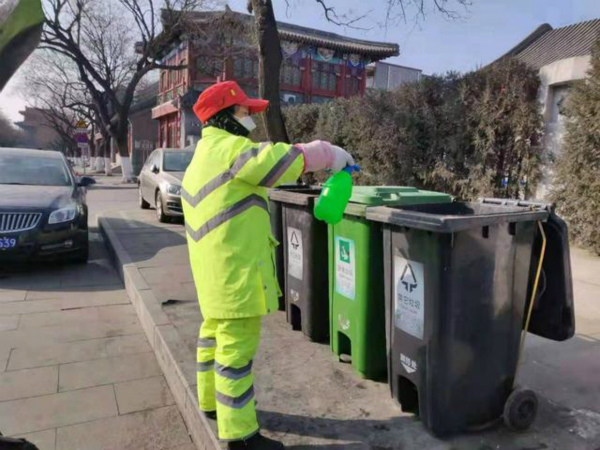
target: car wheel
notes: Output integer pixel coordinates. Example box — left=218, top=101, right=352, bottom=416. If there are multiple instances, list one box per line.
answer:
left=139, top=185, right=150, bottom=209
left=155, top=191, right=169, bottom=223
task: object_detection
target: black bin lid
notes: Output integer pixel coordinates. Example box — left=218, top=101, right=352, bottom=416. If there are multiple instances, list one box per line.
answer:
left=480, top=199, right=575, bottom=342
left=366, top=201, right=548, bottom=232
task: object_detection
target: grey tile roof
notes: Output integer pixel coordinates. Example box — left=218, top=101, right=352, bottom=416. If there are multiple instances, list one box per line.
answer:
left=276, top=21, right=399, bottom=59
left=503, top=19, right=600, bottom=70
left=180, top=10, right=399, bottom=60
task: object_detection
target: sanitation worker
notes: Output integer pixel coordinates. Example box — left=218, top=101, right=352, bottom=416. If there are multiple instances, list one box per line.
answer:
left=182, top=81, right=354, bottom=450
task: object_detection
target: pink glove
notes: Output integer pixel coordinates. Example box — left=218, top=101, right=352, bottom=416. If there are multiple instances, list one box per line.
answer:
left=298, top=141, right=355, bottom=173
left=298, top=140, right=333, bottom=173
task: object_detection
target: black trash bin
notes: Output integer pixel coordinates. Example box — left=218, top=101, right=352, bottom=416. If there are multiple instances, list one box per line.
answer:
left=366, top=199, right=574, bottom=436
left=269, top=188, right=329, bottom=342
left=269, top=184, right=314, bottom=311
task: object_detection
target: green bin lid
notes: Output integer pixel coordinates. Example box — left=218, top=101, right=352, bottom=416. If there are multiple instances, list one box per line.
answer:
left=350, top=186, right=452, bottom=206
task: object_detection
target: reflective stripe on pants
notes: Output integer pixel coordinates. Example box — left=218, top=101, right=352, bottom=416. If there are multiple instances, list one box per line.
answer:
left=197, top=326, right=217, bottom=412
left=197, top=316, right=262, bottom=441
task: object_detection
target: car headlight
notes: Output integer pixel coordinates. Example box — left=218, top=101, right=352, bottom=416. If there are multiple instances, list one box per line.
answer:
left=48, top=204, right=78, bottom=224
left=167, top=184, right=181, bottom=195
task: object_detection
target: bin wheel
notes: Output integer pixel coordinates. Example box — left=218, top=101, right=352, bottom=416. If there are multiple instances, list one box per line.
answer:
left=504, top=389, right=538, bottom=431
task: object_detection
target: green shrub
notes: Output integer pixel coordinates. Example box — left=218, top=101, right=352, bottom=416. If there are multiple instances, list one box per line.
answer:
left=283, top=58, right=543, bottom=200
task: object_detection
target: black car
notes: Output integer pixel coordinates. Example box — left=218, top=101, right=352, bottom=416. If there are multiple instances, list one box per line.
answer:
left=0, top=148, right=95, bottom=264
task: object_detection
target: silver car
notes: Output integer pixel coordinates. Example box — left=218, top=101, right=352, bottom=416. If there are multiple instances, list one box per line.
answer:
left=138, top=147, right=194, bottom=222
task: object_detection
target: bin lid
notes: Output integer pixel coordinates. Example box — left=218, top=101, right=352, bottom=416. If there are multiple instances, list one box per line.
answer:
left=268, top=186, right=322, bottom=206
left=350, top=186, right=452, bottom=206
left=480, top=198, right=575, bottom=342
left=365, top=201, right=549, bottom=232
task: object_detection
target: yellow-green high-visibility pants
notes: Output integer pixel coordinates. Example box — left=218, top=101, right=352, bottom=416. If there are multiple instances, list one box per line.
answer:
left=197, top=316, right=261, bottom=441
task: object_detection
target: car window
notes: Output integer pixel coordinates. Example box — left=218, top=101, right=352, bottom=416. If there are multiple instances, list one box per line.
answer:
left=0, top=154, right=72, bottom=187
left=163, top=151, right=193, bottom=172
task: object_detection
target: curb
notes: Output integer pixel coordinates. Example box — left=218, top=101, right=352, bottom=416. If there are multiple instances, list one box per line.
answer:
left=99, top=216, right=221, bottom=450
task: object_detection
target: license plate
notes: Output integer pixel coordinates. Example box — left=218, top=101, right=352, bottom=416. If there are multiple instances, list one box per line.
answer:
left=0, top=237, right=18, bottom=250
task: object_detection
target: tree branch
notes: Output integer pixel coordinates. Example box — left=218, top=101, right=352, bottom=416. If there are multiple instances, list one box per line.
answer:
left=313, top=0, right=372, bottom=30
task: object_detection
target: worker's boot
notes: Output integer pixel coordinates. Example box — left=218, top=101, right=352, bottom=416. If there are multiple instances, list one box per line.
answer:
left=227, top=433, right=284, bottom=450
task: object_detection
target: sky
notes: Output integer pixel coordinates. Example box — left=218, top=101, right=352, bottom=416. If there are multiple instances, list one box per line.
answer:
left=2, top=0, right=600, bottom=124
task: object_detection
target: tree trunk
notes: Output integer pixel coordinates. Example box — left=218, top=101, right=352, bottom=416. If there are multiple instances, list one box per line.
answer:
left=89, top=127, right=96, bottom=170
left=94, top=139, right=105, bottom=172
left=112, top=125, right=134, bottom=183
left=250, top=0, right=289, bottom=143
left=102, top=137, right=112, bottom=176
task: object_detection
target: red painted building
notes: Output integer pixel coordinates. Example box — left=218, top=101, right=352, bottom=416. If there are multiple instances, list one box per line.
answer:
left=152, top=10, right=399, bottom=148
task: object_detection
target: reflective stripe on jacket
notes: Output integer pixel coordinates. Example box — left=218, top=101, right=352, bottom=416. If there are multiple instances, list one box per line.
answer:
left=182, top=126, right=305, bottom=319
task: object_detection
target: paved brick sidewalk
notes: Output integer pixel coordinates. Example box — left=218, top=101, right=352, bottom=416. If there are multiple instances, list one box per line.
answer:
left=0, top=181, right=195, bottom=450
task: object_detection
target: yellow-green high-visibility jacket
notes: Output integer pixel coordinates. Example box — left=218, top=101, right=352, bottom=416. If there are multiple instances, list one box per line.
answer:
left=182, top=126, right=305, bottom=319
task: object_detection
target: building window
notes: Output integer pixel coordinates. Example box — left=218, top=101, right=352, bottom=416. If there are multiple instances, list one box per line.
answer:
left=179, top=59, right=186, bottom=84
left=242, top=85, right=258, bottom=98
left=234, top=57, right=258, bottom=79
left=234, top=58, right=242, bottom=78
left=312, top=62, right=337, bottom=92
left=244, top=59, right=253, bottom=77
left=169, top=121, right=178, bottom=148
left=281, top=63, right=302, bottom=87
left=196, top=55, right=220, bottom=77
left=161, top=72, right=167, bottom=91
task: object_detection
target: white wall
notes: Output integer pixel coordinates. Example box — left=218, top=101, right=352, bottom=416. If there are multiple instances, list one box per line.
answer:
left=535, top=56, right=591, bottom=200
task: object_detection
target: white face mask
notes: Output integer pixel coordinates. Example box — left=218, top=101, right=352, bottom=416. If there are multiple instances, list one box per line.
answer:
left=235, top=115, right=257, bottom=132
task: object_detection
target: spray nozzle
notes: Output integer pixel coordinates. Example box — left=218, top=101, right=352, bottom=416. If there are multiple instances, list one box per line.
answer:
left=342, top=165, right=361, bottom=174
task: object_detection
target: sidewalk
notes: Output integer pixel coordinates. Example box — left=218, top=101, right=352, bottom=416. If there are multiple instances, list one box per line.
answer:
left=0, top=182, right=195, bottom=450
left=99, top=206, right=600, bottom=450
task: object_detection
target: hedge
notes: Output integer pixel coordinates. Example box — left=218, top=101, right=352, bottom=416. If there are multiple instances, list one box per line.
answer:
left=283, top=57, right=544, bottom=200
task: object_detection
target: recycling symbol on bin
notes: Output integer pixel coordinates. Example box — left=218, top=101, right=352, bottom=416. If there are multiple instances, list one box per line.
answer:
left=339, top=240, right=351, bottom=263
left=291, top=232, right=300, bottom=250
left=400, top=263, right=418, bottom=293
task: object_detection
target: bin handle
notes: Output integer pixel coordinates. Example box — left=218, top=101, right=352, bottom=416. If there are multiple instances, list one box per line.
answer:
left=516, top=221, right=547, bottom=380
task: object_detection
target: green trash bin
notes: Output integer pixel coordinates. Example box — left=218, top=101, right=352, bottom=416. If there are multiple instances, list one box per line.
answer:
left=328, top=186, right=452, bottom=380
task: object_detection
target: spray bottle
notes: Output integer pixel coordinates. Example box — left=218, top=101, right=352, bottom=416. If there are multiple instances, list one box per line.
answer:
left=314, top=165, right=360, bottom=225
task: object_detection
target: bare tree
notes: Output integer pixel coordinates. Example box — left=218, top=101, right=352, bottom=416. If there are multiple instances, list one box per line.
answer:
left=248, top=0, right=471, bottom=143
left=40, top=0, right=214, bottom=182
left=19, top=51, right=106, bottom=168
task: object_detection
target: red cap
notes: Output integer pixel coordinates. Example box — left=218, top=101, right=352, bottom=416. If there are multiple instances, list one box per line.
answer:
left=193, top=81, right=269, bottom=124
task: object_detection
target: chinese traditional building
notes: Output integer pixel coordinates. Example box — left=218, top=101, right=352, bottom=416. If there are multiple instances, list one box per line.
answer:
left=151, top=10, right=399, bottom=148
left=14, top=107, right=61, bottom=150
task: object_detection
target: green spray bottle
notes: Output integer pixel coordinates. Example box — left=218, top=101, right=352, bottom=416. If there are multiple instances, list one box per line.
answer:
left=314, top=165, right=360, bottom=225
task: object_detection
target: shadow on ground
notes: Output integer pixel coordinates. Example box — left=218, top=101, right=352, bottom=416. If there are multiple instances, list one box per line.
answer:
left=0, top=228, right=123, bottom=295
